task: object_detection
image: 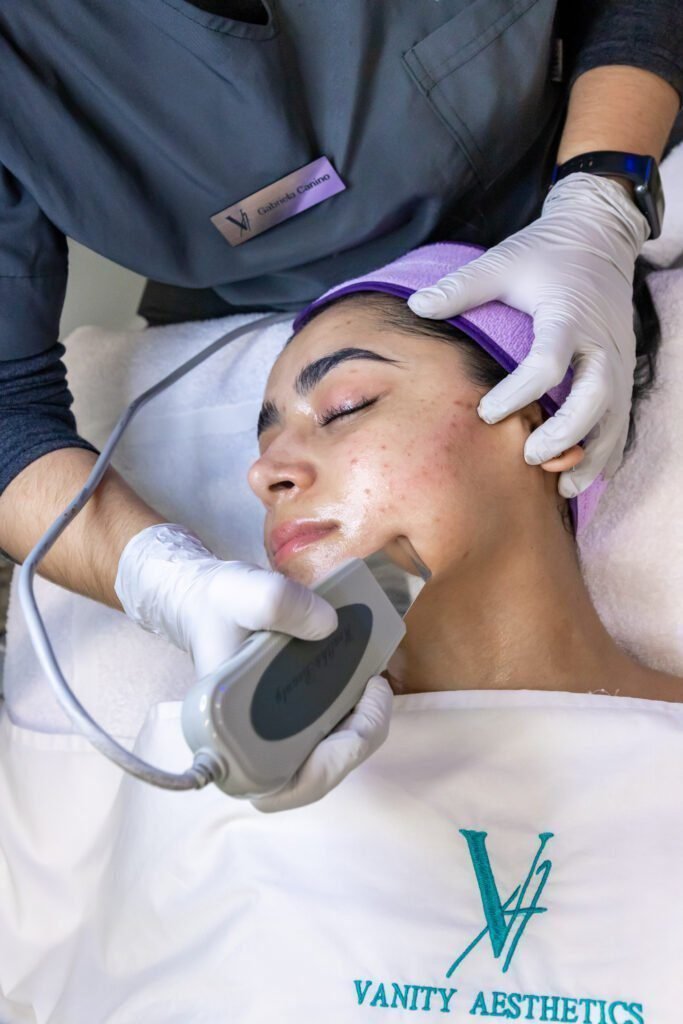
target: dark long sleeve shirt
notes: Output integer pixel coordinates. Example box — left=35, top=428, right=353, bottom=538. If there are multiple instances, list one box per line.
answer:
left=1, top=0, right=681, bottom=495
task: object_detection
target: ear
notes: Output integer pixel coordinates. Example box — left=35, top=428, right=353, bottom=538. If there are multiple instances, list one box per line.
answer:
left=518, top=400, right=545, bottom=433
left=517, top=401, right=585, bottom=474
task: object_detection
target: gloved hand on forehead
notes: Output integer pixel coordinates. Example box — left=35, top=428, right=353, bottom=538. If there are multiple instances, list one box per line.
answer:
left=407, top=172, right=651, bottom=499
left=115, top=523, right=393, bottom=812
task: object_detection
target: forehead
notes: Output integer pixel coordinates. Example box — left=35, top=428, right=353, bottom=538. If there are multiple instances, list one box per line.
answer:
left=267, top=301, right=418, bottom=395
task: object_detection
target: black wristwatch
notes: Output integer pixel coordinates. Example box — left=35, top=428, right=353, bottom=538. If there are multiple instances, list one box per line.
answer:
left=550, top=151, right=665, bottom=239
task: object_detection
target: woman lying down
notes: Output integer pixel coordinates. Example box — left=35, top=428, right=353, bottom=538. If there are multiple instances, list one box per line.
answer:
left=59, top=243, right=682, bottom=1023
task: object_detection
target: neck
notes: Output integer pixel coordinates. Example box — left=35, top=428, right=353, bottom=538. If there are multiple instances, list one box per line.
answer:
left=391, top=521, right=636, bottom=697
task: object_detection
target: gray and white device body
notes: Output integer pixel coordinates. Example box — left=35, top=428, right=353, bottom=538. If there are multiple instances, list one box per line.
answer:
left=182, top=547, right=430, bottom=798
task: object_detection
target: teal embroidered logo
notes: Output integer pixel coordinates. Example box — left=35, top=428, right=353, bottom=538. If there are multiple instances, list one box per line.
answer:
left=351, top=827, right=646, bottom=1019
left=446, top=829, right=554, bottom=976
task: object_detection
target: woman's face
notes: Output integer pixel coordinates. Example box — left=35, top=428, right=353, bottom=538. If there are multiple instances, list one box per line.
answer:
left=248, top=298, right=547, bottom=587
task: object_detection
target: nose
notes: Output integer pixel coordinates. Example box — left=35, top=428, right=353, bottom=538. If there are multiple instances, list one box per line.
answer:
left=248, top=446, right=317, bottom=507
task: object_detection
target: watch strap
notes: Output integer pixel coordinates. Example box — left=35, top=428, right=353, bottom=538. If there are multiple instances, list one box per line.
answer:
left=550, top=150, right=663, bottom=239
left=551, top=151, right=655, bottom=187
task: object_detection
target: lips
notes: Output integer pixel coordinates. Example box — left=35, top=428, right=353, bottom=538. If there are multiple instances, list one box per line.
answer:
left=269, top=519, right=338, bottom=567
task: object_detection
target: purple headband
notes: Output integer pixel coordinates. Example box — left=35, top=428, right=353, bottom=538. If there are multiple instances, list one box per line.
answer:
left=291, top=241, right=607, bottom=536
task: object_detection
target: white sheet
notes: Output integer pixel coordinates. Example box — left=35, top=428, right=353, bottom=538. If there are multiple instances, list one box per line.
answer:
left=2, top=689, right=683, bottom=1022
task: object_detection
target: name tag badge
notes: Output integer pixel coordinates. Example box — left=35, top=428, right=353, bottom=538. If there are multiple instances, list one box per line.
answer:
left=210, top=156, right=346, bottom=246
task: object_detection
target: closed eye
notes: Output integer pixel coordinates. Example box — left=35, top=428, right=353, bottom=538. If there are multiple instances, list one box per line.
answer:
left=319, top=396, right=379, bottom=426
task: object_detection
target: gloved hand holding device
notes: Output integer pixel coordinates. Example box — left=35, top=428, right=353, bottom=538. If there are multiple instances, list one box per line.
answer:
left=115, top=522, right=394, bottom=812
left=407, top=172, right=651, bottom=500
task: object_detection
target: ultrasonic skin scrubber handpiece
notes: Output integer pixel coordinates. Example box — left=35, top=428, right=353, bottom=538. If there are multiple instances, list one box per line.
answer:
left=181, top=536, right=431, bottom=799
left=17, top=307, right=431, bottom=798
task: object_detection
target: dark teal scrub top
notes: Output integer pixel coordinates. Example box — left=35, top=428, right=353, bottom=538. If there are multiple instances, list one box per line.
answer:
left=0, top=0, right=575, bottom=359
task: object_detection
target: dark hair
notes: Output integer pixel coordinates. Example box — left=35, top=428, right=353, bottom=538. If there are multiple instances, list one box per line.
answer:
left=301, top=255, right=661, bottom=461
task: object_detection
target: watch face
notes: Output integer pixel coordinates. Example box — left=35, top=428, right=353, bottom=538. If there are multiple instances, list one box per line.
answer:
left=649, top=155, right=662, bottom=189
left=643, top=156, right=664, bottom=238
left=622, top=155, right=662, bottom=239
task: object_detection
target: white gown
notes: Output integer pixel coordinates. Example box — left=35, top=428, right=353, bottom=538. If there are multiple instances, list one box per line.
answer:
left=0, top=686, right=680, bottom=1023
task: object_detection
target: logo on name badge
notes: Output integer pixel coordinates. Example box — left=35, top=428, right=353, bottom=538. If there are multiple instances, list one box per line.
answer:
left=210, top=156, right=346, bottom=246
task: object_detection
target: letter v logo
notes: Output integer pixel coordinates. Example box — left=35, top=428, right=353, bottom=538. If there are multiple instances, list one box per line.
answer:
left=446, top=829, right=554, bottom=976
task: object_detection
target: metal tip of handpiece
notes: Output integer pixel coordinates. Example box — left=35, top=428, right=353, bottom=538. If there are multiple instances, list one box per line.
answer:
left=364, top=536, right=431, bottom=582
left=392, top=536, right=432, bottom=581
left=363, top=536, right=431, bottom=617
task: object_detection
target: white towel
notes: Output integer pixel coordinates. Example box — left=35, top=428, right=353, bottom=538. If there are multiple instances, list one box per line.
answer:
left=642, top=138, right=683, bottom=269
left=579, top=267, right=683, bottom=675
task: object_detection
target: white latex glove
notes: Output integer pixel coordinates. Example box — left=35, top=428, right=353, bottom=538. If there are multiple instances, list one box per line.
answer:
left=115, top=523, right=393, bottom=811
left=407, top=172, right=650, bottom=498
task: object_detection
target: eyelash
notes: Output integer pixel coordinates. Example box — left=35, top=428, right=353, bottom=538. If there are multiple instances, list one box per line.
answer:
left=319, top=396, right=378, bottom=426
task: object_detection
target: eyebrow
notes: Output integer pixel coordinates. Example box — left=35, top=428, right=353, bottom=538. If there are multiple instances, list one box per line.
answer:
left=257, top=346, right=402, bottom=438
left=257, top=399, right=280, bottom=437
left=295, top=346, right=401, bottom=396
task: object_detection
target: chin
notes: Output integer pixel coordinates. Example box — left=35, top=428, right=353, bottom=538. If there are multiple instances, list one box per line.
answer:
left=274, top=532, right=367, bottom=586
left=281, top=563, right=319, bottom=586
left=275, top=558, right=329, bottom=588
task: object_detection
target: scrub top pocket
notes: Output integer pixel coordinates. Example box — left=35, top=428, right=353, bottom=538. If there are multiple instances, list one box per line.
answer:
left=158, top=0, right=279, bottom=38
left=402, top=0, right=562, bottom=190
